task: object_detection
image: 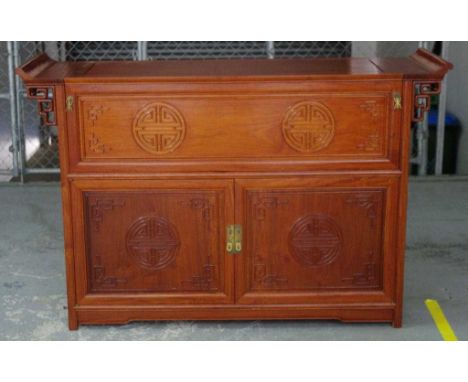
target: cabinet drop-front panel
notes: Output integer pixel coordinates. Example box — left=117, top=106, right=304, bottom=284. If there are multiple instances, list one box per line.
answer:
left=70, top=179, right=234, bottom=305
left=70, top=91, right=396, bottom=163
left=235, top=176, right=399, bottom=304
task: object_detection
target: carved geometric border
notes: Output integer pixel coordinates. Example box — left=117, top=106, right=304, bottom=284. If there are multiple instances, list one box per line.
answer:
left=26, top=87, right=56, bottom=126
left=413, top=81, right=441, bottom=122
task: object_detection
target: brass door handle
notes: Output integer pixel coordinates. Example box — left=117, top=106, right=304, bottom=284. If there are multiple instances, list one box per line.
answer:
left=234, top=225, right=242, bottom=252
left=226, top=224, right=242, bottom=254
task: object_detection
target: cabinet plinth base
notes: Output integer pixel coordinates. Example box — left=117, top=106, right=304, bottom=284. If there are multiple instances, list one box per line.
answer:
left=72, top=304, right=398, bottom=330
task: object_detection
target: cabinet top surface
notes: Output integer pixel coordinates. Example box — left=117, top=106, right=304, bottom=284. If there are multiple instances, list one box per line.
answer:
left=16, top=49, right=453, bottom=84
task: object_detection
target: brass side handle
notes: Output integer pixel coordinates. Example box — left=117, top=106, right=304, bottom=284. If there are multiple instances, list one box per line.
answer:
left=393, top=93, right=402, bottom=110
left=66, top=95, right=74, bottom=112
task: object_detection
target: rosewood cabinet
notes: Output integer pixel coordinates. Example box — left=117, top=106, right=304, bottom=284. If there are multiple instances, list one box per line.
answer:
left=17, top=50, right=452, bottom=329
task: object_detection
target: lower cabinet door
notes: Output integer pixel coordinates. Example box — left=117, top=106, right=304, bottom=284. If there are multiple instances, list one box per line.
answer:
left=70, top=179, right=234, bottom=305
left=235, top=176, right=400, bottom=304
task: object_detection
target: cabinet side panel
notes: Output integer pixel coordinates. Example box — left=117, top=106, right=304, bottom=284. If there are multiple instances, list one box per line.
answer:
left=56, top=85, right=78, bottom=330
left=392, top=80, right=413, bottom=327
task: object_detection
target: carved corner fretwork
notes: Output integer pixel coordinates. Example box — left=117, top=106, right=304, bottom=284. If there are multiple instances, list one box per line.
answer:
left=356, top=133, right=381, bottom=152
left=253, top=197, right=289, bottom=220
left=342, top=262, right=377, bottom=286
left=253, top=257, right=288, bottom=288
left=345, top=193, right=379, bottom=227
left=88, top=132, right=110, bottom=154
left=178, top=196, right=217, bottom=291
left=26, top=87, right=56, bottom=126
left=88, top=197, right=125, bottom=232
left=413, top=81, right=441, bottom=122
left=359, top=100, right=384, bottom=121
left=87, top=105, right=108, bottom=127
left=92, top=254, right=127, bottom=289
left=357, top=100, right=384, bottom=152
left=85, top=104, right=111, bottom=154
left=182, top=264, right=217, bottom=291
left=179, top=198, right=212, bottom=221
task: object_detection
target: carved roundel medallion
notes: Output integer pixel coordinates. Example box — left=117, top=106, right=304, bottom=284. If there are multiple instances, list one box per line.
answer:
left=132, top=102, right=186, bottom=154
left=288, top=214, right=342, bottom=267
left=126, top=216, right=180, bottom=270
left=282, top=101, right=335, bottom=153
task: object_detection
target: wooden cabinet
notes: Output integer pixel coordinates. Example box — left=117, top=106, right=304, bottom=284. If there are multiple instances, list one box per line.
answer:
left=17, top=50, right=452, bottom=329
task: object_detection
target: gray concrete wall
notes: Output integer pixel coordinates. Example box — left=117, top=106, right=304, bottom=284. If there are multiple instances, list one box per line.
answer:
left=446, top=42, right=468, bottom=175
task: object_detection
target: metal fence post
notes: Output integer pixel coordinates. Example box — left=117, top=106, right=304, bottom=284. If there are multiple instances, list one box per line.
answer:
left=6, top=41, right=20, bottom=178
left=417, top=41, right=429, bottom=176
left=137, top=41, right=148, bottom=61
left=13, top=42, right=27, bottom=181
left=266, top=41, right=275, bottom=59
left=435, top=41, right=450, bottom=175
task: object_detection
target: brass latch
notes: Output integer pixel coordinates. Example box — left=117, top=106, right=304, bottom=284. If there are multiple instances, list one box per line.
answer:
left=226, top=224, right=242, bottom=254
left=393, top=93, right=402, bottom=110
left=66, top=96, right=74, bottom=112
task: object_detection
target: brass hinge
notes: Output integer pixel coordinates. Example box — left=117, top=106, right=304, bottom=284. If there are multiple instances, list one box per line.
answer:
left=393, top=93, right=402, bottom=110
left=66, top=95, right=74, bottom=112
left=226, top=224, right=242, bottom=254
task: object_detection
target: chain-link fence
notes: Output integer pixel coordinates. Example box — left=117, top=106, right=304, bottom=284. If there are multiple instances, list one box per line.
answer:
left=144, top=41, right=353, bottom=59
left=64, top=41, right=138, bottom=61
left=19, top=42, right=59, bottom=172
left=0, top=41, right=444, bottom=181
left=56, top=41, right=354, bottom=61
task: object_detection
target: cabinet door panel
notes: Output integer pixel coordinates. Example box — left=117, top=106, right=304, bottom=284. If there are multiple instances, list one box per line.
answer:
left=71, top=179, right=234, bottom=305
left=235, top=176, right=399, bottom=304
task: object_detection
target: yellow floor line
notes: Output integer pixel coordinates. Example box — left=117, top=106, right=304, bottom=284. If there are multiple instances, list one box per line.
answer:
left=425, top=299, right=458, bottom=341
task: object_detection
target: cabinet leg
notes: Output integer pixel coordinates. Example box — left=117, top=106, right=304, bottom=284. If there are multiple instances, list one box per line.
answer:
left=392, top=314, right=402, bottom=328
left=68, top=310, right=79, bottom=331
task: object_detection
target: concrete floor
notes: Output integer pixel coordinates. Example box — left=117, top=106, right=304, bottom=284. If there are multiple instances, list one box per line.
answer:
left=0, top=178, right=467, bottom=340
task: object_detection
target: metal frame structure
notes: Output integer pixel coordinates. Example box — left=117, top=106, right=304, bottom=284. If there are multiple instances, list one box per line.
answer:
left=0, top=41, right=450, bottom=181
left=435, top=42, right=450, bottom=175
